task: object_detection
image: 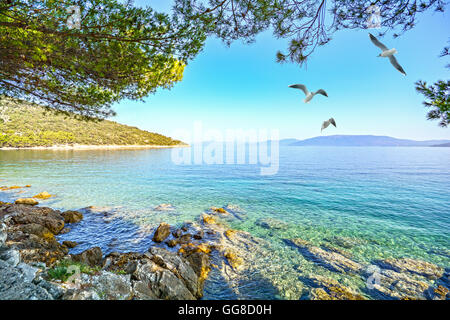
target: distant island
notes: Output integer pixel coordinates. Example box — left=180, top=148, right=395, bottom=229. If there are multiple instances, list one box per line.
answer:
left=0, top=97, right=185, bottom=149
left=280, top=135, right=450, bottom=147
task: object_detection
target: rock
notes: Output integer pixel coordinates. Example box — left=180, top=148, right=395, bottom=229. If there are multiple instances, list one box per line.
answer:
left=172, top=229, right=182, bottom=238
left=365, top=267, right=430, bottom=300
left=303, top=275, right=365, bottom=300
left=166, top=239, right=178, bottom=247
left=15, top=198, right=39, bottom=206
left=8, top=205, right=65, bottom=234
left=179, top=233, right=192, bottom=245
left=427, top=285, right=449, bottom=300
left=0, top=223, right=6, bottom=246
left=154, top=203, right=175, bottom=211
left=72, top=247, right=103, bottom=267
left=14, top=223, right=52, bottom=238
left=62, top=241, right=78, bottom=248
left=17, top=262, right=39, bottom=282
left=376, top=258, right=444, bottom=279
left=287, top=239, right=362, bottom=274
left=202, top=214, right=216, bottom=225
left=132, top=260, right=195, bottom=300
left=193, top=230, right=204, bottom=240
left=224, top=250, right=243, bottom=270
left=285, top=238, right=311, bottom=248
left=59, top=227, right=71, bottom=234
left=33, top=192, right=52, bottom=200
left=148, top=247, right=203, bottom=298
left=152, top=223, right=171, bottom=242
left=211, top=207, right=227, bottom=214
left=321, top=243, right=352, bottom=258
left=0, top=259, right=54, bottom=300
left=256, top=217, right=289, bottom=230
left=0, top=247, right=21, bottom=266
left=61, top=210, right=83, bottom=224
left=326, top=236, right=367, bottom=249
left=63, top=272, right=133, bottom=300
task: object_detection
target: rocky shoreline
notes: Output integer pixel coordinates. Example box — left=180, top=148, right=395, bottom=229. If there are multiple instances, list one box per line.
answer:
left=0, top=190, right=449, bottom=300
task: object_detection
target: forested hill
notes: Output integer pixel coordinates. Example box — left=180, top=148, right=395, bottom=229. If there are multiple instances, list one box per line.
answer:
left=0, top=97, right=184, bottom=148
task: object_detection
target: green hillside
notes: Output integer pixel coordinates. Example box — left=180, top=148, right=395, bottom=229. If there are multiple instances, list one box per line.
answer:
left=0, top=97, right=184, bottom=148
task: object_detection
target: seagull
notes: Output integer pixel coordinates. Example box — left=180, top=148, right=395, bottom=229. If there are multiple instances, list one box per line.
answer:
left=369, top=33, right=406, bottom=75
left=321, top=118, right=336, bottom=133
left=288, top=84, right=328, bottom=103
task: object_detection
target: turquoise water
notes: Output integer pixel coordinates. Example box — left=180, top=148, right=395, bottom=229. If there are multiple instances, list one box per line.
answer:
left=1, top=146, right=449, bottom=299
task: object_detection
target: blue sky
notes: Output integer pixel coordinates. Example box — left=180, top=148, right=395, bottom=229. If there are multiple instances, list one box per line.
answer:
left=112, top=1, right=450, bottom=141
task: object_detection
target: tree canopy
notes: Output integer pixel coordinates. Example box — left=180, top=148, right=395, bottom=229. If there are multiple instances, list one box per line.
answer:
left=0, top=0, right=206, bottom=118
left=0, top=0, right=448, bottom=123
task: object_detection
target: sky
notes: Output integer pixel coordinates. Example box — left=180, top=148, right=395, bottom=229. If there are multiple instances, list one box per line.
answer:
left=112, top=1, right=450, bottom=142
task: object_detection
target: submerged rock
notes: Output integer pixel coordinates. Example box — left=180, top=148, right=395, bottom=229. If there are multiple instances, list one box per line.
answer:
left=364, top=267, right=430, bottom=300
left=152, top=223, right=171, bottom=242
left=256, top=217, right=289, bottom=231
left=376, top=258, right=444, bottom=280
left=304, top=275, right=365, bottom=300
left=33, top=192, right=52, bottom=200
left=154, top=203, right=175, bottom=211
left=15, top=198, right=39, bottom=206
left=286, top=238, right=363, bottom=274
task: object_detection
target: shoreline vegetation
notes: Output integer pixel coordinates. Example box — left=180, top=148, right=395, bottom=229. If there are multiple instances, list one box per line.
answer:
left=0, top=184, right=449, bottom=300
left=0, top=144, right=189, bottom=151
left=0, top=97, right=186, bottom=148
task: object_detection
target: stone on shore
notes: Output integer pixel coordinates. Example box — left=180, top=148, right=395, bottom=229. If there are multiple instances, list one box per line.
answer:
left=62, top=241, right=78, bottom=248
left=15, top=198, right=39, bottom=206
left=72, top=247, right=103, bottom=267
left=153, top=223, right=171, bottom=242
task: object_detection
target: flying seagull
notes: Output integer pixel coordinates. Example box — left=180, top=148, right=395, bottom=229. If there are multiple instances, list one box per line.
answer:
left=288, top=84, right=328, bottom=103
left=321, top=118, right=336, bottom=133
left=369, top=33, right=406, bottom=75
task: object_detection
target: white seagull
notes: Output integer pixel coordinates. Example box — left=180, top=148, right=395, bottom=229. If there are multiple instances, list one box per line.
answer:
left=288, top=84, right=328, bottom=103
left=369, top=33, right=406, bottom=75
left=321, top=118, right=336, bottom=133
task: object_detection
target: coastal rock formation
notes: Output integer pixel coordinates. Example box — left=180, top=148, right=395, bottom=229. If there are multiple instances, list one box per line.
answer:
left=1, top=204, right=68, bottom=265
left=72, top=247, right=103, bottom=267
left=375, top=258, right=444, bottom=279
left=286, top=238, right=363, bottom=274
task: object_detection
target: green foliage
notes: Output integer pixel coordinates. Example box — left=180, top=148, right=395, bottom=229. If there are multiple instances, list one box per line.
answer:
left=47, top=260, right=101, bottom=282
left=0, top=96, right=184, bottom=147
left=416, top=79, right=450, bottom=127
left=0, top=0, right=204, bottom=118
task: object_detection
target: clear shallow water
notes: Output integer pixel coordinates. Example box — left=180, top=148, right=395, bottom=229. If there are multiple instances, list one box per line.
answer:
left=1, top=146, right=449, bottom=299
